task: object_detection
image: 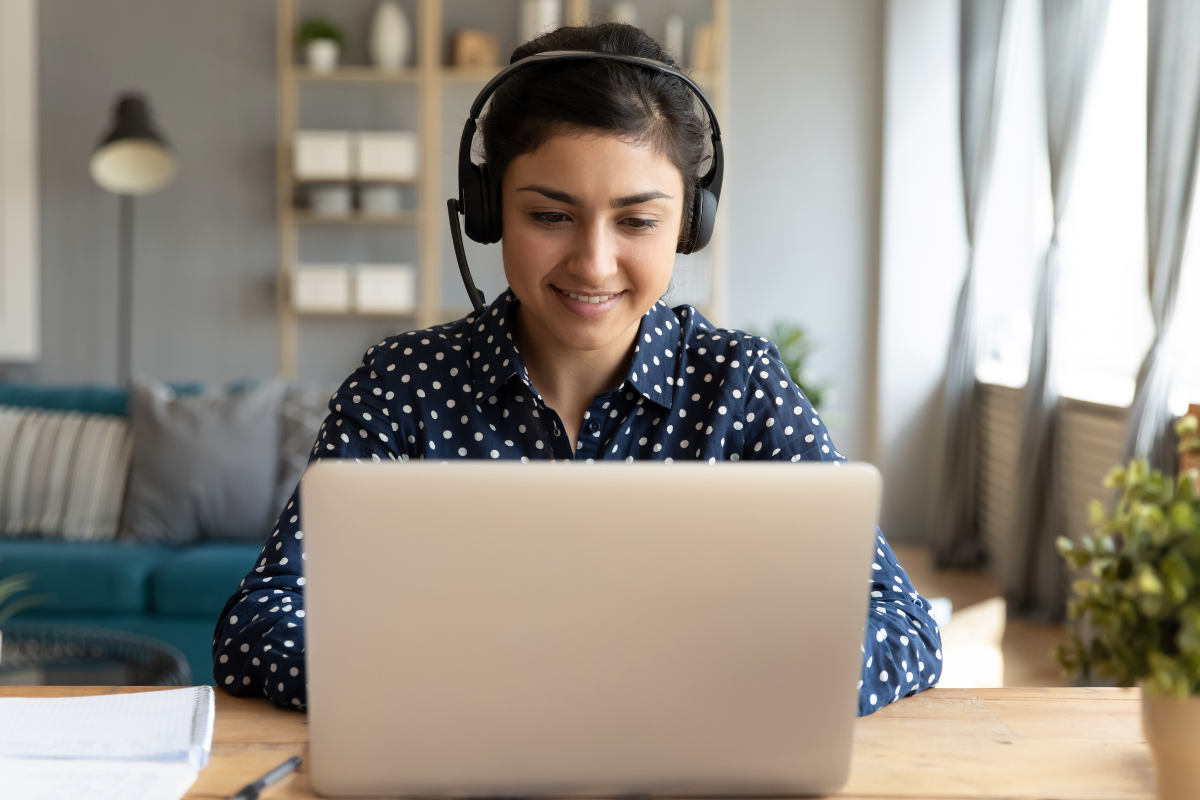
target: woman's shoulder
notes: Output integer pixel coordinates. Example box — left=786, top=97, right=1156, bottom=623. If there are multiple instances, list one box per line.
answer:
left=668, top=303, right=780, bottom=378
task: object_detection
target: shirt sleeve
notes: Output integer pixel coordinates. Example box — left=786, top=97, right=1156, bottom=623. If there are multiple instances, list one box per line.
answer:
left=212, top=347, right=404, bottom=709
left=739, top=338, right=943, bottom=716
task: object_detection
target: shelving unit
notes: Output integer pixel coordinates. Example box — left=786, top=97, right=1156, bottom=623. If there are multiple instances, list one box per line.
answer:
left=275, top=0, right=728, bottom=377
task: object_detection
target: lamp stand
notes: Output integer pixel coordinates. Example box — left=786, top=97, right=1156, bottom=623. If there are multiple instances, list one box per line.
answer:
left=117, top=194, right=133, bottom=386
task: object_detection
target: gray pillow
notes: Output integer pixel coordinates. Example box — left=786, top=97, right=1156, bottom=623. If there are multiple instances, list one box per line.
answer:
left=122, top=378, right=286, bottom=544
left=273, top=381, right=334, bottom=514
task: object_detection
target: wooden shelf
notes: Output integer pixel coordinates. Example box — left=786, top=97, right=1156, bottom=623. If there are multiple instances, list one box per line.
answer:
left=291, top=66, right=421, bottom=83
left=291, top=211, right=421, bottom=226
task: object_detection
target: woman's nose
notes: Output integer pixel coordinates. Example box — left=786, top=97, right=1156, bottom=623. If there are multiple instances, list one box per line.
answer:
left=568, top=218, right=619, bottom=286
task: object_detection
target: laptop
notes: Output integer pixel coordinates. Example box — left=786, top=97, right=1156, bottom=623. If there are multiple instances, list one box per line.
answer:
left=302, top=461, right=880, bottom=797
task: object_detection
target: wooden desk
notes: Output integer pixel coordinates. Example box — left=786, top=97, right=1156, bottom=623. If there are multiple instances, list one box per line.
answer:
left=0, top=687, right=1153, bottom=799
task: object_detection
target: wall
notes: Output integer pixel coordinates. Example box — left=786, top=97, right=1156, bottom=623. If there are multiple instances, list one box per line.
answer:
left=725, top=0, right=884, bottom=467
left=22, top=0, right=279, bottom=386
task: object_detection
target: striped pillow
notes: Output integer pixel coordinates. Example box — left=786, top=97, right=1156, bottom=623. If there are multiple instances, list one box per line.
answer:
left=0, top=406, right=132, bottom=540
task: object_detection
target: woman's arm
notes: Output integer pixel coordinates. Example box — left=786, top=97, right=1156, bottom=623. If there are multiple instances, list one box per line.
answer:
left=739, top=339, right=943, bottom=716
left=212, top=344, right=406, bottom=709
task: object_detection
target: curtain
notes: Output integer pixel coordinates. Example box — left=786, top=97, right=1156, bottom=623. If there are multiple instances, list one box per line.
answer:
left=932, top=0, right=1011, bottom=568
left=1010, top=0, right=1109, bottom=618
left=1124, top=0, right=1200, bottom=470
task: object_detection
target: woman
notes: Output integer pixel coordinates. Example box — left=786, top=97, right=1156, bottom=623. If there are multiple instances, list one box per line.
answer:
left=214, top=23, right=942, bottom=717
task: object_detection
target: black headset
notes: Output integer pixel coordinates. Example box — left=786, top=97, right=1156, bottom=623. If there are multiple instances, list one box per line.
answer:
left=448, top=49, right=725, bottom=316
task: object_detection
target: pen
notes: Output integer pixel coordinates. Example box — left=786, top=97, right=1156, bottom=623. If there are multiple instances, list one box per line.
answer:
left=228, top=756, right=302, bottom=800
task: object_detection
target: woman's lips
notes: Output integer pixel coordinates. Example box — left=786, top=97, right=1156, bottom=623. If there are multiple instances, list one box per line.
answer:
left=553, top=286, right=624, bottom=316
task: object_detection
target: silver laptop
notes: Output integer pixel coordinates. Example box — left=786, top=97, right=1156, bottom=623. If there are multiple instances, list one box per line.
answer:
left=302, top=461, right=880, bottom=797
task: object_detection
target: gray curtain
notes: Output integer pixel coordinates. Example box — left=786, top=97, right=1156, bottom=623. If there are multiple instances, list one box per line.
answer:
left=933, top=0, right=1011, bottom=568
left=1124, top=0, right=1200, bottom=469
left=1011, top=0, right=1109, bottom=618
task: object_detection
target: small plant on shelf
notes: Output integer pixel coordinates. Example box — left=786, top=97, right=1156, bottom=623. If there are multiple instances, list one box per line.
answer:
left=297, top=16, right=347, bottom=73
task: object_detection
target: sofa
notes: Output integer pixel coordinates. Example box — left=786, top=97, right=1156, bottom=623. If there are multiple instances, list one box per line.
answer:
left=0, top=381, right=327, bottom=685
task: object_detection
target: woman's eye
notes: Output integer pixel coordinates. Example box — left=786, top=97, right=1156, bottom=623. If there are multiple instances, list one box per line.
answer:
left=532, top=212, right=570, bottom=225
left=622, top=218, right=659, bottom=230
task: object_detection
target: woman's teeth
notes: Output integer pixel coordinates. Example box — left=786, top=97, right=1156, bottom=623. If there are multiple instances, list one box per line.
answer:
left=566, top=292, right=615, bottom=304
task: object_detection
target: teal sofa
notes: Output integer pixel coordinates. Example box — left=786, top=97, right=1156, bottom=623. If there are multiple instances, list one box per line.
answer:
left=0, top=384, right=263, bottom=685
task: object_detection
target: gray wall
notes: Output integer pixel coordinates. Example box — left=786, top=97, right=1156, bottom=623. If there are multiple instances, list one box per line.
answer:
left=726, top=0, right=884, bottom=467
left=29, top=0, right=280, bottom=385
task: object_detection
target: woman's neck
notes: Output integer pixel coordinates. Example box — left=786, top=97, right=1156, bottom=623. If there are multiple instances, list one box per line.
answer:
left=514, top=308, right=640, bottom=452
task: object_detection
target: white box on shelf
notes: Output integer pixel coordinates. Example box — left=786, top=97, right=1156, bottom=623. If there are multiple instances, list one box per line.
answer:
left=293, top=265, right=351, bottom=312
left=356, top=264, right=416, bottom=314
left=294, top=131, right=354, bottom=180
left=360, top=184, right=403, bottom=216
left=356, top=132, right=418, bottom=181
left=307, top=184, right=353, bottom=216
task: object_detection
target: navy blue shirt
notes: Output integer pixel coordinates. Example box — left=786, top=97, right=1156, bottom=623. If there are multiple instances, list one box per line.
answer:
left=214, top=290, right=942, bottom=715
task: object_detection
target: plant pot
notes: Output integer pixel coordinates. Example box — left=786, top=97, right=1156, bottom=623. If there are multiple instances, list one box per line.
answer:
left=305, top=39, right=340, bottom=74
left=1142, top=692, right=1200, bottom=800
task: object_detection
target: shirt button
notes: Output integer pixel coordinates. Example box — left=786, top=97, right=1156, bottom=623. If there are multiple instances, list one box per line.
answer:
left=588, top=421, right=600, bottom=434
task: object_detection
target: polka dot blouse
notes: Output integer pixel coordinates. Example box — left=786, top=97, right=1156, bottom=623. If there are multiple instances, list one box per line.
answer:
left=214, top=290, right=943, bottom=716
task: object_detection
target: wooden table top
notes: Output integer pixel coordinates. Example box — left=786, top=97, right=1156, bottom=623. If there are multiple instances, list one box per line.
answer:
left=0, top=686, right=1153, bottom=799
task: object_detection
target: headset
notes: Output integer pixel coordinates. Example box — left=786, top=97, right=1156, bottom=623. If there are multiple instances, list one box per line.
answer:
left=448, top=49, right=725, bottom=316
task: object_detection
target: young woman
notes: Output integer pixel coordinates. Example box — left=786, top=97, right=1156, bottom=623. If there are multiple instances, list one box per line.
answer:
left=214, top=23, right=942, bottom=717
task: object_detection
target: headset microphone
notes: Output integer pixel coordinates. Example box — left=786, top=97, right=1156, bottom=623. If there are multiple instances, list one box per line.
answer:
left=448, top=50, right=724, bottom=316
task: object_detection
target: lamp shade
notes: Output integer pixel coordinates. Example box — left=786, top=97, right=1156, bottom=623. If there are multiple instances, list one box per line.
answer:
left=89, top=94, right=177, bottom=196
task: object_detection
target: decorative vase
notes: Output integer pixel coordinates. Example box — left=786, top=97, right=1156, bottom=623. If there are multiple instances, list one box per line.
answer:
left=1142, top=692, right=1200, bottom=800
left=370, top=1, right=410, bottom=72
left=305, top=39, right=340, bottom=74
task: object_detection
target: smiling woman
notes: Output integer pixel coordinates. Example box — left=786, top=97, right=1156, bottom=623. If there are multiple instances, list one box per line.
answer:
left=213, top=22, right=942, bottom=719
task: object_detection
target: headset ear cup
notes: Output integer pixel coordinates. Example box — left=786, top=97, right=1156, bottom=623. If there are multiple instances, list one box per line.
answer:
left=480, top=163, right=503, bottom=243
left=692, top=187, right=718, bottom=252
left=677, top=183, right=703, bottom=254
left=462, top=163, right=489, bottom=243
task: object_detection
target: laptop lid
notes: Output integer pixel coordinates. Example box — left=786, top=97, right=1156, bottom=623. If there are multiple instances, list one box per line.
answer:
left=302, top=461, right=880, bottom=797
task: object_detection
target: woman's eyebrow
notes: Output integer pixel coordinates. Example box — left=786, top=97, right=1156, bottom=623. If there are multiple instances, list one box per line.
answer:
left=517, top=185, right=579, bottom=205
left=612, top=190, right=672, bottom=208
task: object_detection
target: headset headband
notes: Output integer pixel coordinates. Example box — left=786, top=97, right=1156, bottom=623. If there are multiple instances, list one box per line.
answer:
left=458, top=50, right=724, bottom=210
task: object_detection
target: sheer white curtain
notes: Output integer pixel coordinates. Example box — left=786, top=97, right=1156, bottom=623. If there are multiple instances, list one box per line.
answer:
left=1124, top=0, right=1200, bottom=468
left=933, top=0, right=1011, bottom=568
left=1010, top=0, right=1109, bottom=619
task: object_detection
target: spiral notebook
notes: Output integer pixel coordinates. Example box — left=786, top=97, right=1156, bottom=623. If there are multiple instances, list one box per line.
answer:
left=0, top=687, right=215, bottom=800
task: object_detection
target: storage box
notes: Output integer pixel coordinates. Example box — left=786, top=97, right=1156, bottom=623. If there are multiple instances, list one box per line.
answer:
left=355, top=265, right=416, bottom=314
left=356, top=132, right=418, bottom=181
left=307, top=184, right=353, bottom=216
left=294, top=131, right=354, bottom=180
left=292, top=265, right=351, bottom=312
left=360, top=184, right=403, bottom=216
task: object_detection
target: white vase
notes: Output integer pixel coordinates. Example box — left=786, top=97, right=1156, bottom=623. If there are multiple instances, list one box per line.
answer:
left=370, top=1, right=410, bottom=72
left=1142, top=692, right=1200, bottom=800
left=305, top=39, right=340, bottom=74
left=519, top=0, right=561, bottom=45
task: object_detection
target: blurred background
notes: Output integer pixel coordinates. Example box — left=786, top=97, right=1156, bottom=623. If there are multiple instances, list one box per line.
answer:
left=0, top=0, right=1196, bottom=688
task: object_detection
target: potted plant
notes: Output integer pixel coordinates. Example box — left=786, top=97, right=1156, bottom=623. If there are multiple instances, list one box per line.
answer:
left=297, top=16, right=346, bottom=74
left=0, top=559, right=46, bottom=667
left=1055, top=443, right=1200, bottom=800
left=759, top=321, right=828, bottom=411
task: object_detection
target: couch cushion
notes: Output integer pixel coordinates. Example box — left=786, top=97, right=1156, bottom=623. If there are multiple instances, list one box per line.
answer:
left=0, top=541, right=168, bottom=614
left=148, top=544, right=261, bottom=617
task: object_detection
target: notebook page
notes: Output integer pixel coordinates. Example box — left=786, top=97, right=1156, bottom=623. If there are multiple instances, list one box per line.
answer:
left=0, top=687, right=214, bottom=767
left=1, top=757, right=198, bottom=800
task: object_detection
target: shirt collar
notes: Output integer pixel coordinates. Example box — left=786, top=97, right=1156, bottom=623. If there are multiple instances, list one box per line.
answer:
left=467, top=290, right=681, bottom=410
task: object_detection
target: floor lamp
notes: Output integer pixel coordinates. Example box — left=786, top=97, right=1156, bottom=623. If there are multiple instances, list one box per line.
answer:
left=89, top=93, right=177, bottom=385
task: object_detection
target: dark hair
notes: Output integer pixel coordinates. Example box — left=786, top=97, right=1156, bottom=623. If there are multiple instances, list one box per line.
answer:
left=479, top=23, right=710, bottom=245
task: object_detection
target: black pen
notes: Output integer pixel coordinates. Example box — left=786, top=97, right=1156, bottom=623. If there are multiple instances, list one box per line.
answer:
left=228, top=756, right=302, bottom=800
